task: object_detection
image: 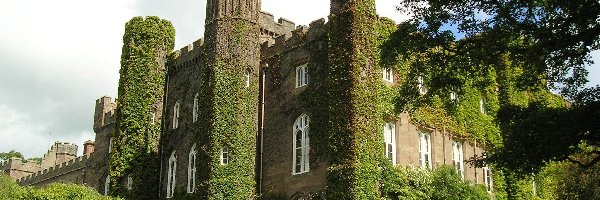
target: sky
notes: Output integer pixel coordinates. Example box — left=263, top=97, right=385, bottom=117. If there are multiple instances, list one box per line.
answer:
left=0, top=0, right=598, bottom=159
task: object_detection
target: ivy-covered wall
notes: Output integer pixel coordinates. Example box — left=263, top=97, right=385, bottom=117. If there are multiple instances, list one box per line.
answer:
left=110, top=16, right=175, bottom=199
left=197, top=0, right=261, bottom=198
left=325, top=0, right=384, bottom=199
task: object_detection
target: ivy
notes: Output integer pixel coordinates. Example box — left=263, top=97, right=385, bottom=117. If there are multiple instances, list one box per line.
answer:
left=109, top=16, right=175, bottom=199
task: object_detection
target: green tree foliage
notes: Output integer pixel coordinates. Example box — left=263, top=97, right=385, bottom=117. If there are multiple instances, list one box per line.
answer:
left=109, top=16, right=175, bottom=199
left=0, top=150, right=24, bottom=162
left=0, top=173, right=117, bottom=200
left=381, top=165, right=490, bottom=200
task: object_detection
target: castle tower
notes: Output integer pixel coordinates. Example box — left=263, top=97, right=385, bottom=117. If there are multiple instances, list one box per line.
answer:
left=326, top=0, right=383, bottom=198
left=200, top=0, right=261, bottom=198
left=109, top=16, right=175, bottom=199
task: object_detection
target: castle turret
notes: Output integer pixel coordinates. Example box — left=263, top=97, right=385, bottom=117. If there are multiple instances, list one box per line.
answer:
left=83, top=140, right=95, bottom=156
left=93, top=96, right=116, bottom=133
left=41, top=142, right=78, bottom=168
left=200, top=0, right=261, bottom=198
left=325, top=0, right=383, bottom=198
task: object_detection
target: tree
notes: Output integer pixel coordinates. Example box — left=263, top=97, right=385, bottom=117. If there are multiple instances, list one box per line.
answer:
left=0, top=150, right=24, bottom=163
left=394, top=0, right=600, bottom=174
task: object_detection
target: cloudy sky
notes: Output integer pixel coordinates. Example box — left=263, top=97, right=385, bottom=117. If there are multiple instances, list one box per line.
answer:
left=0, top=0, right=598, bottom=159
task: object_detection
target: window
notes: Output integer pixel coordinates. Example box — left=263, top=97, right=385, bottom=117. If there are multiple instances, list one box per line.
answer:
left=193, top=94, right=199, bottom=123
left=296, top=64, right=308, bottom=88
left=108, top=137, right=113, bottom=154
left=187, top=145, right=196, bottom=193
left=293, top=114, right=310, bottom=174
left=104, top=176, right=110, bottom=195
left=382, top=67, right=393, bottom=82
left=418, top=75, right=428, bottom=94
left=480, top=96, right=487, bottom=114
left=450, top=91, right=458, bottom=101
left=483, top=166, right=493, bottom=192
left=384, top=122, right=396, bottom=164
left=167, top=151, right=177, bottom=198
left=220, top=146, right=229, bottom=165
left=151, top=112, right=156, bottom=124
left=418, top=130, right=432, bottom=169
left=244, top=68, right=251, bottom=88
left=127, top=174, right=133, bottom=190
left=452, top=141, right=464, bottom=179
left=173, top=101, right=180, bottom=129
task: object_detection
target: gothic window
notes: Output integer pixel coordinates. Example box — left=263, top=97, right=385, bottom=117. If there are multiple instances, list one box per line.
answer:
left=104, top=176, right=110, bottom=195
left=419, top=130, right=432, bottom=169
left=173, top=101, right=180, bottom=129
left=167, top=151, right=177, bottom=198
left=187, top=144, right=196, bottom=193
left=193, top=94, right=199, bottom=123
left=382, top=67, right=393, bottom=82
left=384, top=122, right=396, bottom=164
left=244, top=68, right=251, bottom=88
left=418, top=75, right=428, bottom=94
left=220, top=146, right=229, bottom=165
left=127, top=174, right=133, bottom=190
left=483, top=166, right=493, bottom=192
left=452, top=141, right=464, bottom=179
left=296, top=64, right=308, bottom=88
left=293, top=114, right=310, bottom=174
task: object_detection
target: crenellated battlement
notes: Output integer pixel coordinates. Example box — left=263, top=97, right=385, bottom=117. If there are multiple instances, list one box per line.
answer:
left=40, top=141, right=78, bottom=169
left=168, top=38, right=204, bottom=75
left=261, top=18, right=327, bottom=59
left=17, top=154, right=91, bottom=186
left=93, top=96, right=116, bottom=133
left=259, top=11, right=296, bottom=44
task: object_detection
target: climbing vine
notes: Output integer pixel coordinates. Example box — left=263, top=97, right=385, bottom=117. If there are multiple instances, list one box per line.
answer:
left=110, top=16, right=175, bottom=200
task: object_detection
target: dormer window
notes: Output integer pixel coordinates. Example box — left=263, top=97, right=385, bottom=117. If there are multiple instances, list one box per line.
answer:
left=296, top=64, right=308, bottom=88
left=382, top=67, right=393, bottom=82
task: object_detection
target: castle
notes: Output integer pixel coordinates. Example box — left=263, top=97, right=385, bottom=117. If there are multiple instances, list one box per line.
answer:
left=2, top=0, right=495, bottom=199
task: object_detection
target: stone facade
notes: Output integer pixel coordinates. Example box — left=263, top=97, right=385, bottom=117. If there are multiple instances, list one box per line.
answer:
left=5, top=1, right=493, bottom=199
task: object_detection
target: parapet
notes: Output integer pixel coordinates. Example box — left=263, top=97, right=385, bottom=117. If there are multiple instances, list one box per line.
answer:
left=261, top=18, right=327, bottom=59
left=17, top=154, right=91, bottom=186
left=259, top=11, right=296, bottom=40
left=168, top=38, right=204, bottom=75
left=93, top=96, right=116, bottom=132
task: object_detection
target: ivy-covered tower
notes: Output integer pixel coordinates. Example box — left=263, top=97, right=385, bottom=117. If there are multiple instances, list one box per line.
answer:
left=326, top=0, right=383, bottom=199
left=199, top=0, right=260, bottom=198
left=110, top=16, right=175, bottom=199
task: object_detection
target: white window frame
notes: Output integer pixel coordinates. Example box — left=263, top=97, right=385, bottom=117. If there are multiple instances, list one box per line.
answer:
left=483, top=166, right=493, bottom=192
left=418, top=130, right=432, bottom=169
left=193, top=94, right=199, bottom=123
left=382, top=67, right=393, bottom=82
left=187, top=144, right=196, bottom=193
left=480, top=96, right=487, bottom=114
left=292, top=114, right=310, bottom=175
left=452, top=141, right=464, bottom=179
left=104, top=176, right=110, bottom=195
left=127, top=174, right=133, bottom=190
left=296, top=64, right=308, bottom=88
left=244, top=68, right=251, bottom=88
left=384, top=122, right=396, bottom=164
left=167, top=151, right=177, bottom=198
left=173, top=101, right=180, bottom=129
left=418, top=75, right=428, bottom=94
left=220, top=146, right=229, bottom=165
left=151, top=112, right=156, bottom=124
left=450, top=91, right=458, bottom=101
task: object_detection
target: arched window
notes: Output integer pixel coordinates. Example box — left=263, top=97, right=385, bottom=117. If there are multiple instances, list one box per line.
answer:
left=187, top=144, right=196, bottom=193
left=167, top=151, right=177, bottom=198
left=193, top=94, right=199, bottom=123
left=244, top=68, right=251, bottom=88
left=220, top=146, right=229, bottom=165
left=104, top=176, right=110, bottom=195
left=293, top=114, right=309, bottom=174
left=173, top=101, right=180, bottom=129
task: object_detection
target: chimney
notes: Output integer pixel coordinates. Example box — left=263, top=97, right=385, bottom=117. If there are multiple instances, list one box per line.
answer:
left=83, top=140, right=95, bottom=156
